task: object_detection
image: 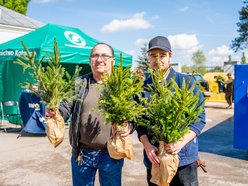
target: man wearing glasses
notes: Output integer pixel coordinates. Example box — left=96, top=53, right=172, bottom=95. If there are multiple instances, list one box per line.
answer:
left=48, top=43, right=133, bottom=185
left=137, top=36, right=206, bottom=186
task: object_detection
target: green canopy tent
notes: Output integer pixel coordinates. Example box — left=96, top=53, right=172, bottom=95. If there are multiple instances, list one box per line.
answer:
left=0, top=23, right=133, bottom=102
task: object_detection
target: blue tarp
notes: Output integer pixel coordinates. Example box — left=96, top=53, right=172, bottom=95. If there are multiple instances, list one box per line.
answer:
left=19, top=91, right=46, bottom=134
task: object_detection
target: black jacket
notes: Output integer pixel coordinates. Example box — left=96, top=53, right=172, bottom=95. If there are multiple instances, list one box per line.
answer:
left=59, top=73, right=136, bottom=157
left=59, top=73, right=92, bottom=156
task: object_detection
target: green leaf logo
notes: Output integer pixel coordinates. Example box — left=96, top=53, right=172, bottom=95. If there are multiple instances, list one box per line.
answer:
left=64, top=31, right=86, bottom=47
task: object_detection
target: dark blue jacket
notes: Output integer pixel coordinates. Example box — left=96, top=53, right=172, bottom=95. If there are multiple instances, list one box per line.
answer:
left=137, top=68, right=206, bottom=167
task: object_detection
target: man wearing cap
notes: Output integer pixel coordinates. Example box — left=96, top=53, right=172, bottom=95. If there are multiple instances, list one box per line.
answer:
left=137, top=36, right=206, bottom=186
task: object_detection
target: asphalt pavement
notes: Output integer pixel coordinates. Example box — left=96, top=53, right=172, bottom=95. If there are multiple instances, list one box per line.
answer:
left=0, top=102, right=247, bottom=186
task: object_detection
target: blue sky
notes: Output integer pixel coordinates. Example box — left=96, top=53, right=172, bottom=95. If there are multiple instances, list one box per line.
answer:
left=27, top=0, right=245, bottom=67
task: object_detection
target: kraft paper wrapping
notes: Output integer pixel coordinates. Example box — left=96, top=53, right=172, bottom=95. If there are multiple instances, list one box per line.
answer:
left=46, top=108, right=65, bottom=148
left=151, top=141, right=179, bottom=186
left=107, top=135, right=133, bottom=160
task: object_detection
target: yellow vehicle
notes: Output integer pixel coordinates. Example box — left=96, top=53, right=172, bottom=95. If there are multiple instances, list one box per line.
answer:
left=203, top=72, right=231, bottom=102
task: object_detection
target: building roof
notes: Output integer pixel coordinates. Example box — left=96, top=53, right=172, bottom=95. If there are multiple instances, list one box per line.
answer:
left=0, top=5, right=44, bottom=29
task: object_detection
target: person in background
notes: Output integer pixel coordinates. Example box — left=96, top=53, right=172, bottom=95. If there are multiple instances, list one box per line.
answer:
left=136, top=68, right=146, bottom=82
left=223, top=73, right=234, bottom=109
left=137, top=36, right=206, bottom=186
left=46, top=43, right=135, bottom=186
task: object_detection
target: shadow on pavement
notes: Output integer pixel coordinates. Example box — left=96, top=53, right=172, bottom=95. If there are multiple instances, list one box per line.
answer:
left=204, top=105, right=229, bottom=109
left=199, top=116, right=248, bottom=160
left=0, top=127, right=22, bottom=133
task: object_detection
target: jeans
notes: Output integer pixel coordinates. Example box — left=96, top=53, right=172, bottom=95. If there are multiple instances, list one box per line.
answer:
left=71, top=149, right=124, bottom=186
left=147, top=162, right=199, bottom=186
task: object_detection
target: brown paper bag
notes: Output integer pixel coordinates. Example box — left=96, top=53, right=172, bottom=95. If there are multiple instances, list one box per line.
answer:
left=107, top=134, right=133, bottom=160
left=151, top=141, right=179, bottom=186
left=46, top=108, right=65, bottom=148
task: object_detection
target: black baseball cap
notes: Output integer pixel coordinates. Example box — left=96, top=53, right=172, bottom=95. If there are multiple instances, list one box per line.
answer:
left=147, top=36, right=171, bottom=52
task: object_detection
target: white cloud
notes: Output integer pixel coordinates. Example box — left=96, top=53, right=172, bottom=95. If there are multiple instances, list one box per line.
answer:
left=208, top=45, right=232, bottom=56
left=135, top=38, right=148, bottom=46
left=101, top=12, right=153, bottom=33
left=207, top=45, right=236, bottom=66
left=178, top=6, right=189, bottom=12
left=168, top=34, right=200, bottom=51
left=152, top=15, right=160, bottom=20
left=166, top=34, right=202, bottom=65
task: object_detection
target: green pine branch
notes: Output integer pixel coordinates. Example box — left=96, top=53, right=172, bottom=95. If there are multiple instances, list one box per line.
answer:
left=139, top=66, right=205, bottom=143
left=97, top=53, right=146, bottom=127
left=14, top=38, right=82, bottom=109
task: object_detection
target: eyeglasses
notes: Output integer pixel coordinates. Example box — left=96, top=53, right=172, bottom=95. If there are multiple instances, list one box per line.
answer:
left=90, top=53, right=113, bottom=61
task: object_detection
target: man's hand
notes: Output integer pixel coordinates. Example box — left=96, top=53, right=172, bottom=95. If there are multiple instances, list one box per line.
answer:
left=164, top=130, right=197, bottom=155
left=113, top=121, right=131, bottom=137
left=164, top=139, right=184, bottom=155
left=140, top=135, right=160, bottom=167
left=45, top=109, right=55, bottom=118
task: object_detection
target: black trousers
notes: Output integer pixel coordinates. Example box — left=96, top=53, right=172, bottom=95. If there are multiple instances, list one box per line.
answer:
left=147, top=162, right=199, bottom=186
left=225, top=92, right=233, bottom=106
